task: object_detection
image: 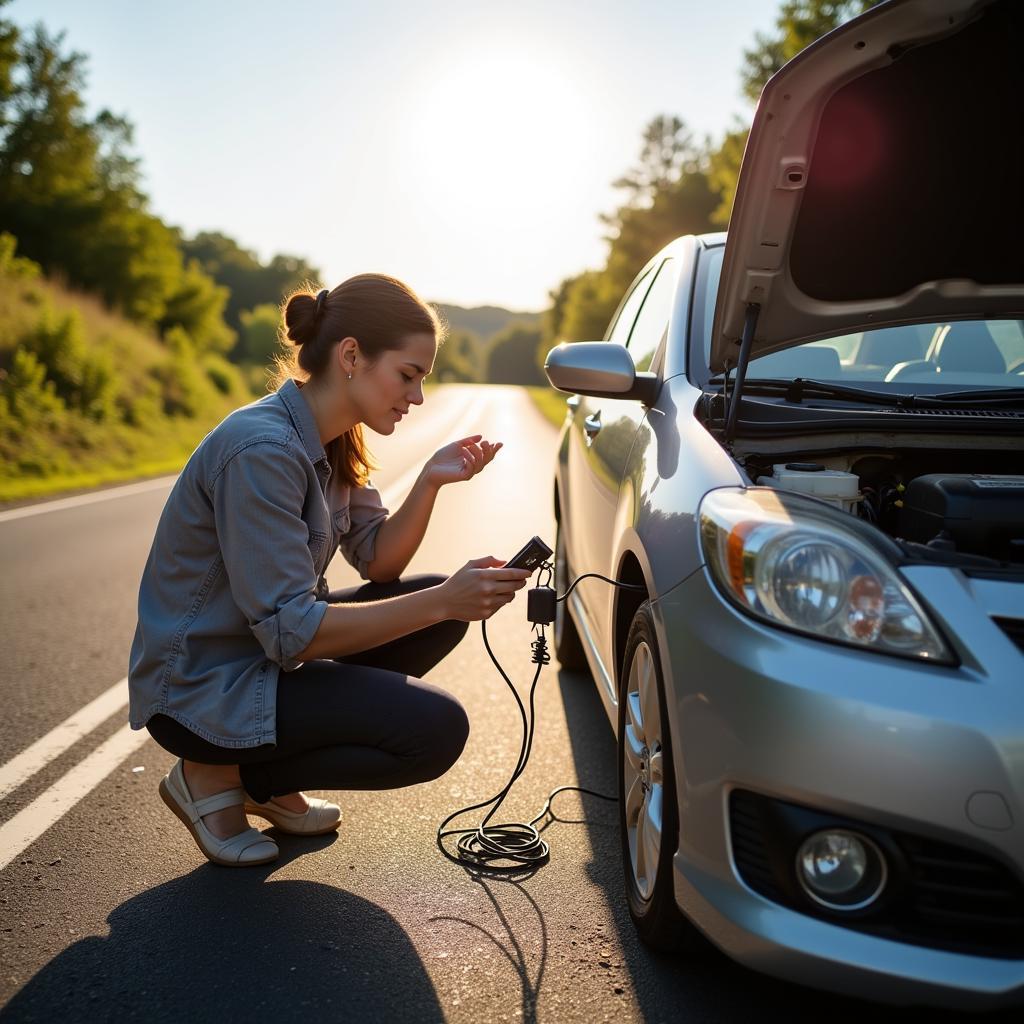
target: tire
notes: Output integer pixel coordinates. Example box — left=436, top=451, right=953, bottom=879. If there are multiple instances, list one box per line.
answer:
left=553, top=517, right=588, bottom=671
left=618, top=601, right=707, bottom=952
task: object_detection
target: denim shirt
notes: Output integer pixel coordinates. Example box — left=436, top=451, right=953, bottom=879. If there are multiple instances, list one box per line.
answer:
left=127, top=378, right=389, bottom=748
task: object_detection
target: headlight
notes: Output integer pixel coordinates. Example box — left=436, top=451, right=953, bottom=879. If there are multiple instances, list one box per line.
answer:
left=699, top=488, right=952, bottom=662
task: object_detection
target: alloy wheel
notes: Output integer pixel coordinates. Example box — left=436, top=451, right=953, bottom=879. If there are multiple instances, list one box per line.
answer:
left=622, top=639, right=664, bottom=901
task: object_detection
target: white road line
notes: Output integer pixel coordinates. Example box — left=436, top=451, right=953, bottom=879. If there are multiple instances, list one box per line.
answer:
left=0, top=678, right=130, bottom=801
left=0, top=723, right=149, bottom=872
left=0, top=475, right=178, bottom=524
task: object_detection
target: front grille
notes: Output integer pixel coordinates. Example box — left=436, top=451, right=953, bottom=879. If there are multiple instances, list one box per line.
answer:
left=994, top=617, right=1024, bottom=654
left=893, top=834, right=1024, bottom=955
left=729, top=790, right=1024, bottom=958
left=730, top=791, right=784, bottom=903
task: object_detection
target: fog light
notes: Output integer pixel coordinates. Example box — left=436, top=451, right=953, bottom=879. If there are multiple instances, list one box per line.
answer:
left=796, top=829, right=886, bottom=910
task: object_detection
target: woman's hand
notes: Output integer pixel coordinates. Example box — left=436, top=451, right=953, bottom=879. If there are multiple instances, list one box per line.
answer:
left=439, top=556, right=533, bottom=621
left=423, top=435, right=502, bottom=488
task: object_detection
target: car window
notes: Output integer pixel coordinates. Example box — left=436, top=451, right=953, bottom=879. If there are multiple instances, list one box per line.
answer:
left=699, top=245, right=1024, bottom=390
left=989, top=320, right=1024, bottom=370
left=606, top=266, right=654, bottom=347
left=626, top=258, right=675, bottom=372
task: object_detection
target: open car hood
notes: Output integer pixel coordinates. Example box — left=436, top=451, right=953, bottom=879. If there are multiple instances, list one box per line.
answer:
left=710, top=0, right=1024, bottom=374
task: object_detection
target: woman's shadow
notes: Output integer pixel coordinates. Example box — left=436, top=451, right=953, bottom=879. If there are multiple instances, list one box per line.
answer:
left=2, top=839, right=445, bottom=1024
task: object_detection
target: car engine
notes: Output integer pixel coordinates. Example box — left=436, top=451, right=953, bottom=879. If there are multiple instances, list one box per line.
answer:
left=746, top=454, right=1024, bottom=567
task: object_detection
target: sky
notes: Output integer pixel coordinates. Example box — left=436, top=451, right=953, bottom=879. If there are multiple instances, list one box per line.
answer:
left=15, top=0, right=781, bottom=311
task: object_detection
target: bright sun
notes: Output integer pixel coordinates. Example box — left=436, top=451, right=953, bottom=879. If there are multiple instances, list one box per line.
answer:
left=410, top=46, right=589, bottom=221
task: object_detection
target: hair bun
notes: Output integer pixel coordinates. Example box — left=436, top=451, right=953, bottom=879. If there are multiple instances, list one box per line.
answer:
left=283, top=291, right=321, bottom=347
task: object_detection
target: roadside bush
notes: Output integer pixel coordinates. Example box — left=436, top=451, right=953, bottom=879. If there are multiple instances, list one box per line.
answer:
left=0, top=349, right=71, bottom=476
left=237, top=303, right=282, bottom=365
left=0, top=233, right=40, bottom=280
left=202, top=352, right=241, bottom=396
left=205, top=359, right=233, bottom=395
left=1, top=348, right=66, bottom=425
left=25, top=305, right=118, bottom=421
left=152, top=326, right=209, bottom=417
left=116, top=375, right=164, bottom=428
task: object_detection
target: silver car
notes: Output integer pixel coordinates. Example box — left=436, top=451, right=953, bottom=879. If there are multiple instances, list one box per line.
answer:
left=544, top=0, right=1023, bottom=1009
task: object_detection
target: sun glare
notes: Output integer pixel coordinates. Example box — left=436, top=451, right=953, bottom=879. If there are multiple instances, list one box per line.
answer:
left=410, top=46, right=589, bottom=220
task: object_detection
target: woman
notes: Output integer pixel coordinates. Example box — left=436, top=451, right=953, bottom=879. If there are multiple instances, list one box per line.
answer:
left=127, top=273, right=532, bottom=867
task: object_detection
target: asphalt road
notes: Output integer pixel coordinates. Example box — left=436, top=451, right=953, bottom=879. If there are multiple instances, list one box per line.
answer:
left=0, top=384, right=1015, bottom=1023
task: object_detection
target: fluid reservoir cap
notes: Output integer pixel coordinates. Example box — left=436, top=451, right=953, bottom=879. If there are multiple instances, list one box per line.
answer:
left=965, top=791, right=1013, bottom=831
left=785, top=462, right=825, bottom=472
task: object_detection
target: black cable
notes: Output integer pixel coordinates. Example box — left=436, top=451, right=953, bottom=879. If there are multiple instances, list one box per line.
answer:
left=435, top=564, right=644, bottom=872
left=436, top=620, right=550, bottom=870
left=556, top=571, right=646, bottom=603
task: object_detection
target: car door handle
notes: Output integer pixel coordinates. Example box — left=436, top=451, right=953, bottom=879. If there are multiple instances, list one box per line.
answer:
left=584, top=411, right=602, bottom=439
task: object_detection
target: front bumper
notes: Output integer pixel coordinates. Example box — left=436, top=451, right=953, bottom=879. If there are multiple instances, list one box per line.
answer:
left=651, top=566, right=1024, bottom=1009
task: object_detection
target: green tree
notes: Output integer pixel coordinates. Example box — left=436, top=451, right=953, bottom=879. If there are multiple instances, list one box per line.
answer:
left=607, top=115, right=696, bottom=208
left=542, top=274, right=576, bottom=346
left=558, top=271, right=618, bottom=343
left=0, top=22, right=96, bottom=208
left=158, top=258, right=234, bottom=354
left=432, top=329, right=482, bottom=383
left=556, top=115, right=717, bottom=345
left=486, top=323, right=545, bottom=386
left=238, top=303, right=282, bottom=365
left=181, top=231, right=320, bottom=333
left=707, top=123, right=749, bottom=227
left=603, top=161, right=718, bottom=299
left=0, top=14, right=232, bottom=344
left=741, top=0, right=881, bottom=102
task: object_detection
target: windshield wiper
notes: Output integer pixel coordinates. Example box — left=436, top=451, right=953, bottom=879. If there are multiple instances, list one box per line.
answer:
left=707, top=378, right=1024, bottom=409
left=927, top=386, right=1024, bottom=405
left=707, top=377, right=917, bottom=406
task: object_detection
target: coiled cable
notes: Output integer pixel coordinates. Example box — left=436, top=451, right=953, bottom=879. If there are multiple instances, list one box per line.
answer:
left=435, top=563, right=645, bottom=871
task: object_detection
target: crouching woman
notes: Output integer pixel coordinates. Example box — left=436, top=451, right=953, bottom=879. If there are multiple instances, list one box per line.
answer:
left=127, top=273, right=531, bottom=866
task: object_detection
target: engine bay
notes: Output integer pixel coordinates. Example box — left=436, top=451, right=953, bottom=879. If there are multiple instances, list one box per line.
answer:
left=739, top=448, right=1024, bottom=568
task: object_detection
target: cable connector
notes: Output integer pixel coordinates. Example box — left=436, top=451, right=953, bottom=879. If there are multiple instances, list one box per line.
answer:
left=527, top=586, right=556, bottom=626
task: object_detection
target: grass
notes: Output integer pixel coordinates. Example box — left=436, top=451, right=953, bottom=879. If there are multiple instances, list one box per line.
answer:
left=0, top=456, right=187, bottom=503
left=523, top=385, right=571, bottom=430
left=0, top=258, right=265, bottom=505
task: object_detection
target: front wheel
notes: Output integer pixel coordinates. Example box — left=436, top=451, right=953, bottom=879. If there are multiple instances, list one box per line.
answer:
left=618, top=601, right=707, bottom=952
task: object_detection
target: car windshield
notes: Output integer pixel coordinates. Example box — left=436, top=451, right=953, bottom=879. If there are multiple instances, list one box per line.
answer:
left=700, top=246, right=1024, bottom=390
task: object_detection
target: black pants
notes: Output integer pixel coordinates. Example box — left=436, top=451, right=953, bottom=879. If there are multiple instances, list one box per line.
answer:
left=146, top=574, right=470, bottom=803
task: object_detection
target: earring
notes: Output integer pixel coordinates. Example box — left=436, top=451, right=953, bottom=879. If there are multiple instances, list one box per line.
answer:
left=347, top=373, right=352, bottom=380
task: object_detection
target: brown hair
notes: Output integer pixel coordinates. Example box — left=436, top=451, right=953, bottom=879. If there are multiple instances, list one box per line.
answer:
left=271, top=273, right=446, bottom=487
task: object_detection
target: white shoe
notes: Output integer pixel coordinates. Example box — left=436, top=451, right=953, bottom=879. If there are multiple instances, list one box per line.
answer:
left=244, top=795, right=342, bottom=836
left=159, top=759, right=279, bottom=866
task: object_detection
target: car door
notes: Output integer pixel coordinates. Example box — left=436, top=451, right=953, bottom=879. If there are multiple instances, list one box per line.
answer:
left=569, top=257, right=677, bottom=663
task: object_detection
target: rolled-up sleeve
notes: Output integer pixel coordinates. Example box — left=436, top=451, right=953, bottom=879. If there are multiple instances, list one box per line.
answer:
left=211, top=441, right=328, bottom=671
left=338, top=481, right=390, bottom=579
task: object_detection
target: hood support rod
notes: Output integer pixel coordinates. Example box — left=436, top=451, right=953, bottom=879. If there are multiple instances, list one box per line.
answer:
left=724, top=303, right=760, bottom=442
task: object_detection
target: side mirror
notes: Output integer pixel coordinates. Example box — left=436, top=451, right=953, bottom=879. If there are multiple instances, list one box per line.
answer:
left=543, top=342, right=660, bottom=405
